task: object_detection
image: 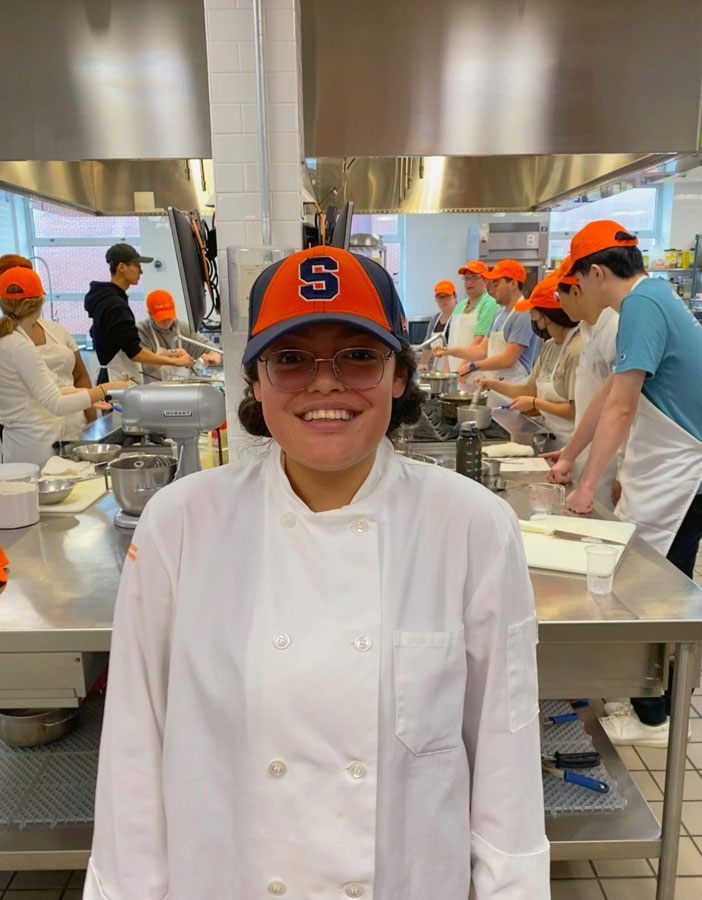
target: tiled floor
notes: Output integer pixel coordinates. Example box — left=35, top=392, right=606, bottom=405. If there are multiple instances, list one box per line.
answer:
left=2, top=555, right=702, bottom=899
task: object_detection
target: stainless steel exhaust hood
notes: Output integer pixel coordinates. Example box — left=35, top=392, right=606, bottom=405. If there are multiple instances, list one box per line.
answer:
left=301, top=0, right=702, bottom=212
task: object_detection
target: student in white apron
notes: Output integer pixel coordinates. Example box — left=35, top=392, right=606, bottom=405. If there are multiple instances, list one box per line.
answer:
left=84, top=243, right=194, bottom=384
left=432, top=261, right=499, bottom=373
left=475, top=271, right=581, bottom=450
left=548, top=220, right=702, bottom=747
left=137, top=289, right=222, bottom=382
left=456, top=259, right=542, bottom=393
left=0, top=268, right=129, bottom=467
left=417, top=279, right=457, bottom=372
left=86, top=246, right=549, bottom=900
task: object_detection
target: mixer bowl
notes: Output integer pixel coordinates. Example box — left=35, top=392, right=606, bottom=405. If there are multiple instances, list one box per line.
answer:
left=108, top=455, right=177, bottom=517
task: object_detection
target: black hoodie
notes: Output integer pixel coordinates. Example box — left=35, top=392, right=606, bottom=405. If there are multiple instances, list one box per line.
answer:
left=84, top=281, right=142, bottom=365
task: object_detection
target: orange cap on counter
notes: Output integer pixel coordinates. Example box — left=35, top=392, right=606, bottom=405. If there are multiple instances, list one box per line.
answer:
left=484, top=259, right=527, bottom=282
left=434, top=279, right=456, bottom=295
left=569, top=220, right=638, bottom=269
left=515, top=271, right=562, bottom=311
left=0, top=267, right=44, bottom=300
left=457, top=260, right=489, bottom=277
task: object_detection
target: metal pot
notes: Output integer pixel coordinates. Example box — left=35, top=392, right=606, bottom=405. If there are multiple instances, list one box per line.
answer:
left=457, top=405, right=492, bottom=430
left=0, top=708, right=78, bottom=747
left=419, top=372, right=458, bottom=397
left=439, top=390, right=474, bottom=420
left=109, top=455, right=177, bottom=517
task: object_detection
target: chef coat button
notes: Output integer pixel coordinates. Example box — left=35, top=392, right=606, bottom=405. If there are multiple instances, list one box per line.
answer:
left=347, top=761, right=367, bottom=780
left=267, top=879, right=287, bottom=895
left=345, top=884, right=364, bottom=898
left=351, top=518, right=368, bottom=535
left=268, top=760, right=287, bottom=778
left=280, top=512, right=296, bottom=529
left=273, top=633, right=291, bottom=650
left=353, top=635, right=372, bottom=653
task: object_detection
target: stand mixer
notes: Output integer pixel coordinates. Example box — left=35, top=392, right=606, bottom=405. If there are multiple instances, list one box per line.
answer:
left=106, top=383, right=226, bottom=528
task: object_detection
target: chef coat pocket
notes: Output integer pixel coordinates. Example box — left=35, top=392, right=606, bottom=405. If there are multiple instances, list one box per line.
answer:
left=394, top=626, right=466, bottom=756
left=507, top=614, right=540, bottom=733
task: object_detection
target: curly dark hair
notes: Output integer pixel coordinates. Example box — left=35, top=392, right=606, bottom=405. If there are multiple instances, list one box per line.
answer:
left=238, top=344, right=423, bottom=438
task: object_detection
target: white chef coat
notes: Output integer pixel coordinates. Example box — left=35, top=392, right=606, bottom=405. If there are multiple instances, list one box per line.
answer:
left=0, top=328, right=91, bottom=467
left=85, top=440, right=549, bottom=900
left=34, top=319, right=86, bottom=441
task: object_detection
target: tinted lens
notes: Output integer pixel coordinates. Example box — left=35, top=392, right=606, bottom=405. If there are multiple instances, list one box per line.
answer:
left=266, top=349, right=316, bottom=391
left=334, top=347, right=386, bottom=388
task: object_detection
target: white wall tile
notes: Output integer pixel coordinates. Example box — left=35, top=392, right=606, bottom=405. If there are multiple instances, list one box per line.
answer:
left=211, top=72, right=256, bottom=104
left=244, top=163, right=261, bottom=192
left=211, top=104, right=243, bottom=134
left=246, top=220, right=264, bottom=244
left=264, top=41, right=296, bottom=73
left=272, top=191, right=301, bottom=221
left=205, top=0, right=238, bottom=9
left=214, top=133, right=259, bottom=163
left=272, top=220, right=302, bottom=249
left=218, top=191, right=262, bottom=221
left=269, top=162, right=300, bottom=192
left=238, top=41, right=255, bottom=72
left=207, top=42, right=240, bottom=73
left=264, top=0, right=294, bottom=7
left=264, top=8, right=296, bottom=41
left=216, top=221, right=248, bottom=246
left=266, top=71, right=298, bottom=103
left=206, top=9, right=253, bottom=41
left=236, top=0, right=253, bottom=7
left=267, top=103, right=298, bottom=133
left=269, top=132, right=300, bottom=163
left=215, top=163, right=246, bottom=193
left=241, top=103, right=259, bottom=134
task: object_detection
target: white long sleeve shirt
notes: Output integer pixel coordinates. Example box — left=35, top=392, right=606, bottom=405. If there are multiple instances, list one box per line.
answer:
left=85, top=440, right=549, bottom=900
left=0, top=327, right=90, bottom=465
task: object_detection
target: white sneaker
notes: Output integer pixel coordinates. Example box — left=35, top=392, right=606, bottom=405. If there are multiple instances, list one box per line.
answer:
left=600, top=706, right=670, bottom=748
left=603, top=698, right=631, bottom=717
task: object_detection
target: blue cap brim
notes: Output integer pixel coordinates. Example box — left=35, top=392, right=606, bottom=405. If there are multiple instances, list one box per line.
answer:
left=242, top=314, right=403, bottom=365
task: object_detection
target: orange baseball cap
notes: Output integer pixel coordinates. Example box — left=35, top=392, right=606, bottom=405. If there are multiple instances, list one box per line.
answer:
left=458, top=260, right=489, bottom=277
left=484, top=259, right=527, bottom=282
left=434, top=279, right=456, bottom=296
left=0, top=267, right=44, bottom=300
left=569, top=220, right=638, bottom=269
left=0, top=544, right=7, bottom=585
left=515, top=271, right=562, bottom=311
left=555, top=256, right=579, bottom=286
left=147, top=289, right=177, bottom=322
left=242, top=245, right=409, bottom=364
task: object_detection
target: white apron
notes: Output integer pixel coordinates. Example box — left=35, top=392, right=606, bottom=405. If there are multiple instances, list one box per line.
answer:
left=535, top=328, right=578, bottom=451
left=35, top=322, right=85, bottom=441
left=107, top=350, right=143, bottom=384
left=615, top=393, right=702, bottom=555
left=141, top=322, right=195, bottom=382
left=446, top=306, right=479, bottom=373
left=468, top=308, right=528, bottom=398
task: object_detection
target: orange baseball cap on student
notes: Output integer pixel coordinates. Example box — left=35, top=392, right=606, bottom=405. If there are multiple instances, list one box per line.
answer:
left=556, top=256, right=579, bottom=286
left=434, top=279, right=456, bottom=295
left=0, top=267, right=44, bottom=300
left=484, top=259, right=527, bottom=282
left=242, top=245, right=409, bottom=365
left=457, top=260, right=489, bottom=277
left=515, top=271, right=562, bottom=311
left=147, top=289, right=177, bottom=322
left=569, top=220, right=638, bottom=270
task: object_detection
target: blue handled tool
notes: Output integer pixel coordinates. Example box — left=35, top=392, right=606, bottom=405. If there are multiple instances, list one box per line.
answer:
left=543, top=712, right=579, bottom=724
left=499, top=403, right=512, bottom=409
left=542, top=761, right=609, bottom=794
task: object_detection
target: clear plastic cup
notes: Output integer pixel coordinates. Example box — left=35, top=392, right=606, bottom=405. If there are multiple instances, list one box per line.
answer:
left=528, top=482, right=565, bottom=514
left=585, top=544, right=618, bottom=595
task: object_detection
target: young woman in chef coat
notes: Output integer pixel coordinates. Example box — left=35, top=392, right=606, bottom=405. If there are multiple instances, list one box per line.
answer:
left=476, top=271, right=582, bottom=451
left=86, top=246, right=549, bottom=900
left=0, top=255, right=98, bottom=444
left=0, top=267, right=128, bottom=467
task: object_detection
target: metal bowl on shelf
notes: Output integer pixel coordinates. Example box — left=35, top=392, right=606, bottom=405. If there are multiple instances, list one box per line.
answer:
left=37, top=479, right=75, bottom=505
left=71, top=443, right=121, bottom=465
left=0, top=708, right=78, bottom=747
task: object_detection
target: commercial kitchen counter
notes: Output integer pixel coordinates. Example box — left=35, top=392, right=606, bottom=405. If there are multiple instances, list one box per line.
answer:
left=0, top=475, right=701, bottom=899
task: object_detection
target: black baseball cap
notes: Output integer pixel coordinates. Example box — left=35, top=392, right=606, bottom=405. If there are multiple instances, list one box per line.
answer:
left=106, top=243, right=154, bottom=267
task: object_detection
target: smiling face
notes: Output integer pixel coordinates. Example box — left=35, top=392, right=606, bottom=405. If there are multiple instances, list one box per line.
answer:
left=253, top=322, right=407, bottom=475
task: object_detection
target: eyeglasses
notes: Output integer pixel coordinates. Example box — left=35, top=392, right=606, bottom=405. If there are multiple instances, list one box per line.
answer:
left=259, top=346, right=393, bottom=392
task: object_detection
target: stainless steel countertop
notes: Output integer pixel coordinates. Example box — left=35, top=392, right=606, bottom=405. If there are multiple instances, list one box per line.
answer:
left=0, top=473, right=701, bottom=653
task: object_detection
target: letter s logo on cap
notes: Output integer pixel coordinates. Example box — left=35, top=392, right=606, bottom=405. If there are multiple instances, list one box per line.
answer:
left=298, top=256, right=340, bottom=302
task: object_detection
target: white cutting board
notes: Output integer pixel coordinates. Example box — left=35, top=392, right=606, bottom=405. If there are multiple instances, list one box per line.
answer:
left=39, top=479, right=108, bottom=515
left=521, top=515, right=637, bottom=575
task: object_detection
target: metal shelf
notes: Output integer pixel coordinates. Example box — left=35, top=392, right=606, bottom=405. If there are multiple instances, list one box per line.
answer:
left=547, top=707, right=661, bottom=860
left=0, top=825, right=91, bottom=870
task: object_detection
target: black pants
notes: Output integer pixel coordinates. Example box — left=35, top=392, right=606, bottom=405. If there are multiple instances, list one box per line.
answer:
left=632, top=494, right=702, bottom=726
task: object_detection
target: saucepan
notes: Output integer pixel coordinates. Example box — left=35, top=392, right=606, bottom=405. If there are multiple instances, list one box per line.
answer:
left=0, top=707, right=78, bottom=747
left=456, top=405, right=492, bottom=431
left=439, top=390, right=489, bottom=422
left=418, top=372, right=458, bottom=397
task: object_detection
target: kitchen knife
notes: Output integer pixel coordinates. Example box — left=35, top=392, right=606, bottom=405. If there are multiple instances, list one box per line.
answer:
left=519, top=519, right=626, bottom=546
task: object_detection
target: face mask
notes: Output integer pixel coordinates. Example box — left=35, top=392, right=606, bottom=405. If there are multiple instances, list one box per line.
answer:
left=531, top=320, right=550, bottom=339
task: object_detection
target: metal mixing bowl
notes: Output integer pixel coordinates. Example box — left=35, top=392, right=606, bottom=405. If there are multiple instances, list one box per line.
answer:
left=109, top=455, right=177, bottom=517
left=71, top=443, right=121, bottom=464
left=38, top=479, right=75, bottom=505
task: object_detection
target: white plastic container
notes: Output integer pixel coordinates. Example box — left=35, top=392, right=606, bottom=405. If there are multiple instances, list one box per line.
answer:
left=0, top=479, right=40, bottom=529
left=0, top=463, right=39, bottom=485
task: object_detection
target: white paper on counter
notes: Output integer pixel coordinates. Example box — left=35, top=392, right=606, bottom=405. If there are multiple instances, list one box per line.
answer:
left=521, top=515, right=637, bottom=575
left=498, top=458, right=550, bottom=473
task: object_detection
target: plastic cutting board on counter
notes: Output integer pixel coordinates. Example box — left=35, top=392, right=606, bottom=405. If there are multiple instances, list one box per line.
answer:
left=520, top=515, right=637, bottom=575
left=39, top=478, right=108, bottom=515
